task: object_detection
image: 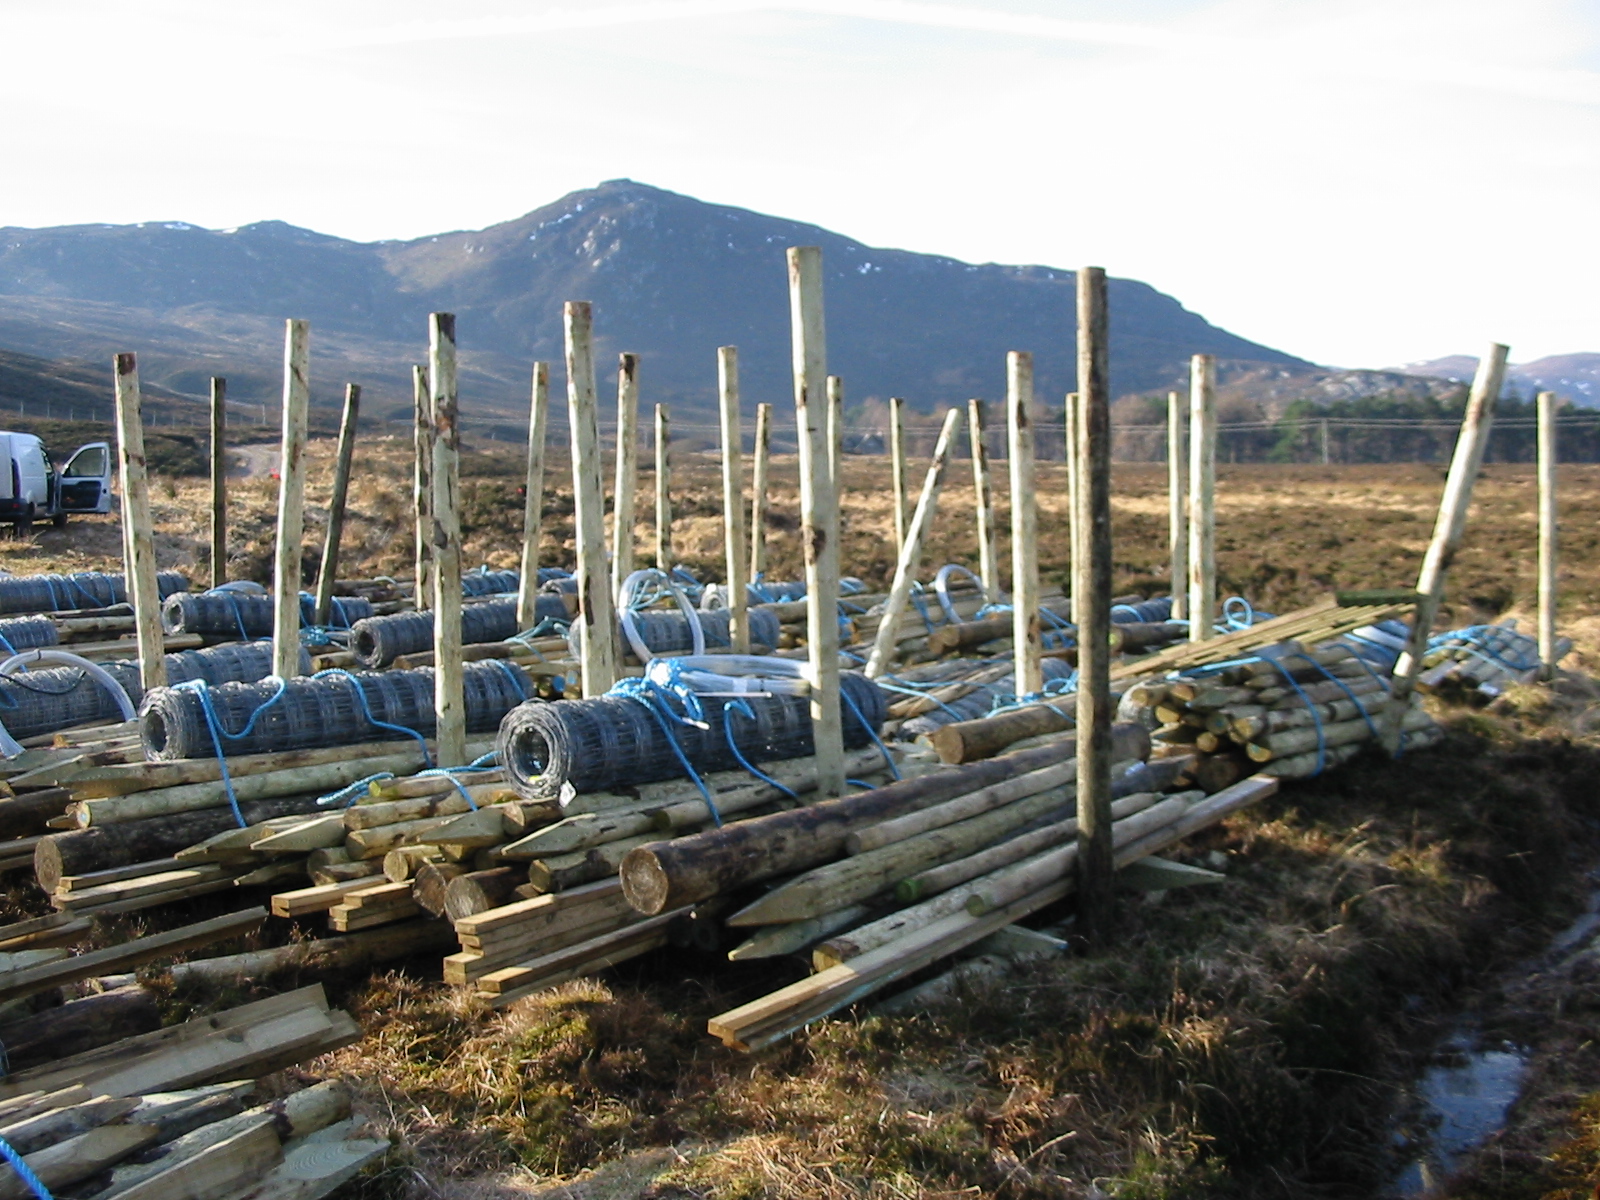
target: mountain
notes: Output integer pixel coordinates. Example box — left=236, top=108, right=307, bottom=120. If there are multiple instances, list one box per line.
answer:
left=0, top=181, right=1310, bottom=426
left=1391, top=354, right=1600, bottom=407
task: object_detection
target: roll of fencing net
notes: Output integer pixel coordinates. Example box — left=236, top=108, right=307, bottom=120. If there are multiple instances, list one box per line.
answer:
left=1110, top=596, right=1174, bottom=624
left=349, top=595, right=570, bottom=668
left=139, top=659, right=532, bottom=761
left=570, top=606, right=783, bottom=661
left=0, top=570, right=187, bottom=616
left=461, top=570, right=521, bottom=598
left=161, top=592, right=376, bottom=637
left=897, top=657, right=1075, bottom=741
left=498, top=669, right=887, bottom=796
left=0, top=618, right=58, bottom=655
left=0, top=639, right=295, bottom=743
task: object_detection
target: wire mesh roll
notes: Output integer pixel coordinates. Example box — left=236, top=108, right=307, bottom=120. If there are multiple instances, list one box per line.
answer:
left=461, top=570, right=521, bottom=598
left=348, top=595, right=569, bottom=668
left=161, top=592, right=376, bottom=637
left=0, top=571, right=187, bottom=616
left=572, top=607, right=784, bottom=661
left=897, top=658, right=1075, bottom=741
left=139, top=659, right=532, bottom=760
left=0, top=618, right=58, bottom=654
left=498, top=670, right=887, bottom=796
left=164, top=639, right=312, bottom=686
left=1110, top=596, right=1174, bottom=624
left=542, top=576, right=579, bottom=595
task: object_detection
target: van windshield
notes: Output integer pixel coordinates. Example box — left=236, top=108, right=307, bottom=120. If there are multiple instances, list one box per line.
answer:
left=64, top=446, right=107, bottom=478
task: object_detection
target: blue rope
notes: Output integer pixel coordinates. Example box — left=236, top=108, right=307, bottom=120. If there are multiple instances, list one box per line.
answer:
left=841, top=684, right=899, bottom=781
left=172, top=676, right=291, bottom=828
left=608, top=674, right=721, bottom=824
left=318, top=772, right=397, bottom=808
left=1254, top=647, right=1327, bottom=776
left=312, top=669, right=434, bottom=765
left=722, top=700, right=800, bottom=802
left=0, top=1134, right=53, bottom=1200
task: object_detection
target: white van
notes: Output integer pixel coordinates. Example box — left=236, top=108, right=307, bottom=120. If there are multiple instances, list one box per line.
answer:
left=0, top=434, right=114, bottom=531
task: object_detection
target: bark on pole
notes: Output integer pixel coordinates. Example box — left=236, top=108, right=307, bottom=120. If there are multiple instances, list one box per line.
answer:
left=429, top=314, right=466, bottom=767
left=272, top=319, right=310, bottom=681
left=1167, top=390, right=1188, bottom=621
left=112, top=354, right=166, bottom=692
left=654, top=402, right=672, bottom=576
left=968, top=398, right=1000, bottom=602
left=718, top=347, right=749, bottom=653
left=1065, top=392, right=1080, bottom=623
left=787, top=246, right=845, bottom=798
left=411, top=365, right=433, bottom=612
left=313, top=383, right=361, bottom=626
left=865, top=408, right=962, bottom=678
left=1186, top=354, right=1217, bottom=642
left=610, top=353, right=641, bottom=602
left=208, top=377, right=227, bottom=589
left=566, top=302, right=619, bottom=697
left=889, top=396, right=909, bottom=559
left=1074, top=266, right=1114, bottom=945
left=1538, top=389, right=1558, bottom=677
left=827, top=375, right=844, bottom=502
left=515, top=363, right=550, bottom=630
left=1007, top=352, right=1041, bottom=697
left=749, top=402, right=772, bottom=581
left=1387, top=344, right=1508, bottom=746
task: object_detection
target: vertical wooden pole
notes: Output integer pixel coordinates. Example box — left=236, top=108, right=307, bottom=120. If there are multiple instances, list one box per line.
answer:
left=1319, top=418, right=1330, bottom=466
left=865, top=408, right=962, bottom=678
left=272, top=319, right=310, bottom=681
left=1186, top=355, right=1217, bottom=642
left=1167, top=391, right=1187, bottom=620
left=654, top=403, right=672, bottom=576
left=787, top=246, right=845, bottom=798
left=967, top=399, right=999, bottom=601
left=1388, top=344, right=1509, bottom=744
left=515, top=363, right=550, bottom=630
left=1065, top=392, right=1080, bottom=623
left=313, top=383, right=361, bottom=625
left=889, top=395, right=909, bottom=559
left=1538, top=390, right=1558, bottom=677
left=610, top=353, right=640, bottom=601
left=749, top=402, right=772, bottom=582
left=827, top=376, right=844, bottom=498
left=1074, top=266, right=1114, bottom=946
left=429, top=315, right=465, bottom=767
left=566, top=303, right=619, bottom=696
left=1007, top=353, right=1041, bottom=697
left=113, top=354, right=166, bottom=691
left=208, top=377, right=227, bottom=589
left=718, top=347, right=749, bottom=653
left=412, top=365, right=433, bottom=612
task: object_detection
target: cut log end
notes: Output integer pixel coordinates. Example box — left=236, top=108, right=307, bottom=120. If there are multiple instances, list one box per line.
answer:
left=618, top=846, right=673, bottom=915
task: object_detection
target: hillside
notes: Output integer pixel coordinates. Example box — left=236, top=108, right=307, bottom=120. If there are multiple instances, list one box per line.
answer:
left=0, top=181, right=1309, bottom=424
left=1393, top=353, right=1600, bottom=407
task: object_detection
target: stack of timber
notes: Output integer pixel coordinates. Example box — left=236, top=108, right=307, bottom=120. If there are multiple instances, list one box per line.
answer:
left=1418, top=620, right=1568, bottom=698
left=0, top=984, right=383, bottom=1200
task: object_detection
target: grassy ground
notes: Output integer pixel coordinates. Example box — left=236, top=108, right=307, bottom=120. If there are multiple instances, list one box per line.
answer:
left=10, top=443, right=1600, bottom=1196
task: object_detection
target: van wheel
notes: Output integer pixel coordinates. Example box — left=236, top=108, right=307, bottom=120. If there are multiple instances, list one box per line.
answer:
left=52, top=512, right=68, bottom=529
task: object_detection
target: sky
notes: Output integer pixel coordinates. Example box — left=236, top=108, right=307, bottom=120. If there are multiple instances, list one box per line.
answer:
left=0, top=0, right=1595, bottom=369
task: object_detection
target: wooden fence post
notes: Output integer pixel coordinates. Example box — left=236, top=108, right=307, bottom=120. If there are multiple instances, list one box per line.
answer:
left=1388, top=344, right=1509, bottom=746
left=1167, top=390, right=1188, bottom=621
left=113, top=354, right=166, bottom=691
left=865, top=408, right=962, bottom=678
left=566, top=302, right=619, bottom=696
left=1074, top=266, right=1114, bottom=945
left=610, top=353, right=641, bottom=601
left=749, top=402, right=772, bottom=582
left=208, top=377, right=227, bottom=589
left=1065, top=391, right=1080, bottom=623
left=827, top=376, right=844, bottom=499
left=718, top=347, right=749, bottom=653
left=429, top=315, right=466, bottom=767
left=654, top=402, right=672, bottom=576
left=787, top=246, right=845, bottom=798
left=313, top=383, right=361, bottom=625
left=1007, top=353, right=1040, bottom=696
left=412, top=365, right=433, bottom=612
left=1538, top=389, right=1558, bottom=677
left=272, top=319, right=310, bottom=681
left=515, top=363, right=549, bottom=630
left=967, top=399, right=1000, bottom=601
left=889, top=396, right=909, bottom=559
left=1186, top=354, right=1217, bottom=642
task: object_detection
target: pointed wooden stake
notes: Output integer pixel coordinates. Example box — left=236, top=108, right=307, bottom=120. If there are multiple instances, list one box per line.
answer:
left=611, top=353, right=641, bottom=601
left=968, top=398, right=999, bottom=601
left=313, top=383, right=360, bottom=626
left=515, top=363, right=550, bottom=630
left=412, top=365, right=433, bottom=612
left=429, top=315, right=465, bottom=766
left=1186, top=355, right=1216, bottom=642
left=1167, top=390, right=1187, bottom=621
left=749, top=402, right=772, bottom=582
left=1008, top=353, right=1041, bottom=696
left=567, top=303, right=619, bottom=697
left=273, top=319, right=310, bottom=680
left=654, top=402, right=672, bottom=576
left=113, top=354, right=166, bottom=691
left=718, top=347, right=749, bottom=653
left=208, top=377, right=227, bottom=589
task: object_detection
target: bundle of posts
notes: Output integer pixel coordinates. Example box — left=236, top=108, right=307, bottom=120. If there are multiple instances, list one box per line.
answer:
left=161, top=591, right=376, bottom=637
left=1121, top=639, right=1443, bottom=793
left=496, top=672, right=888, bottom=796
left=0, top=982, right=382, bottom=1200
left=139, top=660, right=534, bottom=760
left=0, top=570, right=187, bottom=616
left=897, top=657, right=1075, bottom=740
left=1418, top=621, right=1567, bottom=698
left=350, top=594, right=572, bottom=668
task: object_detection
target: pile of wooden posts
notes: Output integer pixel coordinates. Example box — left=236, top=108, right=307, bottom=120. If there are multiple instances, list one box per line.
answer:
left=0, top=984, right=380, bottom=1200
left=1418, top=620, right=1568, bottom=698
